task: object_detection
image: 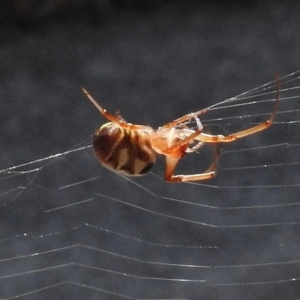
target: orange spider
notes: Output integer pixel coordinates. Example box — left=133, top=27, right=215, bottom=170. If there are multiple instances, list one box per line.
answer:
left=82, top=76, right=279, bottom=183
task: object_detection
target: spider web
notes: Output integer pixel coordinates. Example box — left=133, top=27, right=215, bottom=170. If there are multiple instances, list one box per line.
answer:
left=1, top=69, right=300, bottom=299
left=1, top=4, right=300, bottom=299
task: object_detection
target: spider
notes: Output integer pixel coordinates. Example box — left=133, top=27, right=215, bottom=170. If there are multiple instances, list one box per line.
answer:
left=82, top=75, right=279, bottom=183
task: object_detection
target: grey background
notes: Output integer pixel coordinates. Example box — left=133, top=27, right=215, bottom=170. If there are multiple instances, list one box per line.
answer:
left=0, top=1, right=300, bottom=299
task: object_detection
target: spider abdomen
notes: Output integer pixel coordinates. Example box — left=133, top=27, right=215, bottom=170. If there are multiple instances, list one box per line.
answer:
left=93, top=122, right=156, bottom=176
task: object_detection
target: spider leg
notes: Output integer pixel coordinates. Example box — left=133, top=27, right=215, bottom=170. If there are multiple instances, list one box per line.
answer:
left=192, top=72, right=280, bottom=143
left=161, top=108, right=209, bottom=129
left=166, top=129, right=202, bottom=154
left=165, top=143, right=222, bottom=182
left=186, top=141, right=204, bottom=153
left=82, top=88, right=151, bottom=131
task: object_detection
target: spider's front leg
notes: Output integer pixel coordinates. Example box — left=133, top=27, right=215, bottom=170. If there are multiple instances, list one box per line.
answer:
left=164, top=143, right=222, bottom=183
left=193, top=71, right=280, bottom=144
left=161, top=108, right=209, bottom=130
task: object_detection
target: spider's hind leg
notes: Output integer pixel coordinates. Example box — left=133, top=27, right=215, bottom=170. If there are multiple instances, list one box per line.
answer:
left=82, top=87, right=152, bottom=131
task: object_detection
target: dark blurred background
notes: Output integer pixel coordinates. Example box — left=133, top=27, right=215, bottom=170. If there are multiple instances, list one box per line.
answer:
left=0, top=1, right=300, bottom=299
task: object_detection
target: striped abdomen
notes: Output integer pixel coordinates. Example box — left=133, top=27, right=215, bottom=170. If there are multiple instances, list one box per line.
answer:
left=93, top=122, right=156, bottom=176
